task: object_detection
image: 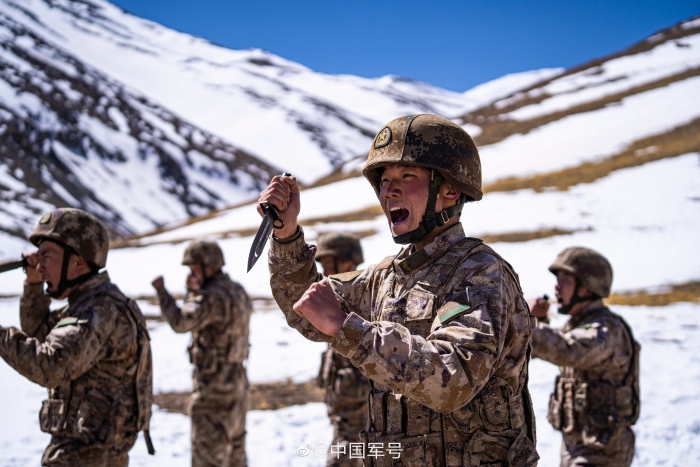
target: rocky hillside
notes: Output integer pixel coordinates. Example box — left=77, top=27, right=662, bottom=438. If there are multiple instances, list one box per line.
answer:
left=0, top=0, right=496, bottom=241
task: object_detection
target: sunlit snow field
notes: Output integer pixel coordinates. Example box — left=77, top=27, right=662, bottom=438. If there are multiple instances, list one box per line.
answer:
left=2, top=297, right=700, bottom=466
left=0, top=4, right=699, bottom=465
left=0, top=152, right=699, bottom=465
left=1, top=148, right=699, bottom=465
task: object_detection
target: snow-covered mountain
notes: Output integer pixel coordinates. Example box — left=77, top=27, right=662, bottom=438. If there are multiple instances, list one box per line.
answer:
left=0, top=0, right=507, bottom=240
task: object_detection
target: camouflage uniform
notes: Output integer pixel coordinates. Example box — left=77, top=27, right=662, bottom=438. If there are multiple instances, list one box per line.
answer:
left=269, top=115, right=537, bottom=467
left=155, top=241, right=252, bottom=467
left=270, top=224, right=538, bottom=467
left=316, top=232, right=370, bottom=467
left=532, top=248, right=639, bottom=467
left=319, top=348, right=372, bottom=467
left=0, top=209, right=152, bottom=467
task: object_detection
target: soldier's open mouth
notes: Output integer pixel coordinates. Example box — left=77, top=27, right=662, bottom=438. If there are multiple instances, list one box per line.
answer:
left=390, top=207, right=409, bottom=225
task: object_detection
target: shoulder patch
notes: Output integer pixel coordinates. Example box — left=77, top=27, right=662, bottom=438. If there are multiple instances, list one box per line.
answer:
left=437, top=287, right=487, bottom=324
left=437, top=287, right=472, bottom=324
left=330, top=269, right=363, bottom=283
left=56, top=317, right=79, bottom=328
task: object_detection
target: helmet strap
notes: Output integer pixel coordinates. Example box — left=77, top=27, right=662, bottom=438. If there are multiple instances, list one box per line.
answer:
left=557, top=278, right=593, bottom=315
left=199, top=262, right=221, bottom=288
left=46, top=243, right=99, bottom=299
left=392, top=170, right=465, bottom=245
left=200, top=261, right=211, bottom=288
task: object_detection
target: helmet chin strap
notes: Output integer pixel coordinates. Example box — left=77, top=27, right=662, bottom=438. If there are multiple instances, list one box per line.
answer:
left=46, top=243, right=98, bottom=299
left=198, top=261, right=221, bottom=289
left=557, top=278, right=593, bottom=315
left=392, top=170, right=465, bottom=245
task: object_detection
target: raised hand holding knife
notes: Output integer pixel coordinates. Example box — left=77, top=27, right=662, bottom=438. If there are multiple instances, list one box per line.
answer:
left=247, top=173, right=297, bottom=272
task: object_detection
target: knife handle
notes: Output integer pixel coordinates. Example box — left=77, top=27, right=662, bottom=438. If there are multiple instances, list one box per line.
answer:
left=260, top=202, right=285, bottom=229
left=260, top=173, right=292, bottom=229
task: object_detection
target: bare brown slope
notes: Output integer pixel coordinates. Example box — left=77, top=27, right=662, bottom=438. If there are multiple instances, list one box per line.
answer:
left=485, top=117, right=700, bottom=193
left=468, top=66, right=700, bottom=147
left=457, top=17, right=700, bottom=139
left=607, top=281, right=700, bottom=307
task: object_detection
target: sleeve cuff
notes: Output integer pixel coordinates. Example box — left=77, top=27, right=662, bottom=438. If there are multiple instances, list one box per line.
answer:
left=331, top=312, right=370, bottom=359
left=23, top=282, right=44, bottom=295
left=270, top=226, right=308, bottom=260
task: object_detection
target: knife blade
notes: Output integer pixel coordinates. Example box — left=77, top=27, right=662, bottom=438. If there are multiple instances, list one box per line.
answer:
left=247, top=173, right=291, bottom=272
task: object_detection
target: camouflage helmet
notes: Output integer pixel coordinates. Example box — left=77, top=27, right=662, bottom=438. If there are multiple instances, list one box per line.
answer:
left=29, top=208, right=109, bottom=268
left=549, top=247, right=613, bottom=298
left=182, top=240, right=225, bottom=271
left=315, top=232, right=364, bottom=265
left=363, top=114, right=482, bottom=201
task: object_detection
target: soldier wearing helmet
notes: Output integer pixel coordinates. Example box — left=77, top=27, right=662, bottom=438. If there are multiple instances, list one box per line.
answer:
left=151, top=239, right=252, bottom=467
left=0, top=208, right=153, bottom=466
left=314, top=232, right=369, bottom=467
left=530, top=247, right=640, bottom=467
left=260, top=115, right=538, bottom=466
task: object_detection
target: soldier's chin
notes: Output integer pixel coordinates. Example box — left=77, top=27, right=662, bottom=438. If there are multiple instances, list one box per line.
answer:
left=390, top=224, right=410, bottom=237
left=389, top=218, right=415, bottom=236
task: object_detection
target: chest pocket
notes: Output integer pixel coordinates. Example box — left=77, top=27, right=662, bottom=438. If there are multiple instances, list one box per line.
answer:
left=404, top=287, right=437, bottom=337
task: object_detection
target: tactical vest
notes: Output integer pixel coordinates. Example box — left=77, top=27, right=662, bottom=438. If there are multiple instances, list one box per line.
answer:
left=39, top=283, right=153, bottom=450
left=546, top=308, right=640, bottom=443
left=360, top=238, right=538, bottom=467
left=188, top=275, right=250, bottom=378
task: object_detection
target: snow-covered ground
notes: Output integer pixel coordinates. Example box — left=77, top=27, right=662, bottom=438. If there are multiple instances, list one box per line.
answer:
left=0, top=146, right=698, bottom=467
left=480, top=75, right=700, bottom=183
left=2, top=296, right=699, bottom=466
left=5, top=151, right=688, bottom=302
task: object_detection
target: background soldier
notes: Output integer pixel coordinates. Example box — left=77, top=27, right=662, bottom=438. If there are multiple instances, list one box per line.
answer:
left=260, top=114, right=538, bottom=467
left=0, top=208, right=153, bottom=467
left=152, top=239, right=252, bottom=467
left=315, top=232, right=370, bottom=467
left=530, top=247, right=640, bottom=467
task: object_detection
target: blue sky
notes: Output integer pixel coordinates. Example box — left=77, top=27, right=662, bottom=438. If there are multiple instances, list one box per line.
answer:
left=111, top=0, right=699, bottom=92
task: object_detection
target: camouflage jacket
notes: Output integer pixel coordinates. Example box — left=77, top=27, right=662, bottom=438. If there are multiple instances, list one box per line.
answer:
left=270, top=224, right=538, bottom=467
left=532, top=301, right=639, bottom=445
left=156, top=272, right=252, bottom=397
left=319, top=346, right=371, bottom=437
left=0, top=272, right=152, bottom=446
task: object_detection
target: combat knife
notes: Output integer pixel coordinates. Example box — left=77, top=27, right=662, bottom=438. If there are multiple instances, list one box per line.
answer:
left=0, top=255, right=27, bottom=274
left=247, top=173, right=291, bottom=272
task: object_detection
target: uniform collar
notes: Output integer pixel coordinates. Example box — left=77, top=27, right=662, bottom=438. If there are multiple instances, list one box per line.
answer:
left=393, top=223, right=466, bottom=276
left=203, top=270, right=227, bottom=288
left=67, top=271, right=111, bottom=305
left=569, top=298, right=606, bottom=326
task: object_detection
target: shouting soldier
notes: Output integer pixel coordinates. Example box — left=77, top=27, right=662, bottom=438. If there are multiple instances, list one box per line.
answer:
left=259, top=114, right=538, bottom=467
left=152, top=239, right=252, bottom=467
left=530, top=247, right=640, bottom=467
left=315, top=232, right=370, bottom=467
left=0, top=208, right=153, bottom=466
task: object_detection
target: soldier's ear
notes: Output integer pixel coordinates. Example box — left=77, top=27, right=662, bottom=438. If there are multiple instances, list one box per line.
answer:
left=73, top=254, right=89, bottom=270
left=440, top=182, right=461, bottom=203
left=578, top=283, right=594, bottom=298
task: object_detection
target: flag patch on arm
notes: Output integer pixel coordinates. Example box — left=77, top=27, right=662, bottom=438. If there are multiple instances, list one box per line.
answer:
left=56, top=317, right=79, bottom=328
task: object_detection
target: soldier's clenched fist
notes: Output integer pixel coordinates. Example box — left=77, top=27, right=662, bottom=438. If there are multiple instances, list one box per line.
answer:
left=293, top=279, right=346, bottom=337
